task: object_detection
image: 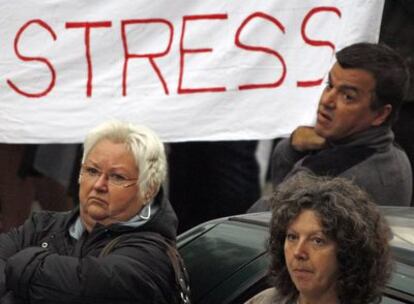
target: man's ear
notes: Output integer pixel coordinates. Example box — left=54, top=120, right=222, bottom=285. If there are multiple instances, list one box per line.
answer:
left=372, top=104, right=392, bottom=126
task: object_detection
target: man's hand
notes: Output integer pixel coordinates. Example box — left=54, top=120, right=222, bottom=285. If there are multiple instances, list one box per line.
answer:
left=290, top=126, right=327, bottom=152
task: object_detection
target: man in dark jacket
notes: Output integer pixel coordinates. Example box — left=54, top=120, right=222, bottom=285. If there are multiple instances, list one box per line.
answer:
left=0, top=121, right=181, bottom=304
left=249, top=42, right=412, bottom=212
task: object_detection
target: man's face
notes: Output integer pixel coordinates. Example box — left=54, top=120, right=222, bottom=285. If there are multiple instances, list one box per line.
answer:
left=315, top=63, right=389, bottom=141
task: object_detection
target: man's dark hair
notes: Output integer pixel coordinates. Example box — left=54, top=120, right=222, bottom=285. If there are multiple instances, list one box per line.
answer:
left=336, top=42, right=410, bottom=124
left=268, top=173, right=392, bottom=304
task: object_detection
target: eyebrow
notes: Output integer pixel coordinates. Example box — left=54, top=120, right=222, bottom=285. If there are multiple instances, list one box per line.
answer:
left=328, top=73, right=360, bottom=95
left=339, top=85, right=359, bottom=95
left=84, top=160, right=99, bottom=167
left=84, top=160, right=131, bottom=173
left=286, top=228, right=326, bottom=236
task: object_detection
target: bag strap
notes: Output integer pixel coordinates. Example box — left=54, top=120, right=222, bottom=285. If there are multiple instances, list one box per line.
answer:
left=160, top=239, right=192, bottom=304
left=98, top=232, right=192, bottom=304
left=98, top=235, right=123, bottom=258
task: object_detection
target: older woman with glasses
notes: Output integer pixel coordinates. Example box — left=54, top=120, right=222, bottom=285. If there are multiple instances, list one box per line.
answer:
left=0, top=121, right=182, bottom=304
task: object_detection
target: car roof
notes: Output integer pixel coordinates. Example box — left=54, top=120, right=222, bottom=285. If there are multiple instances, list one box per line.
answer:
left=227, top=206, right=414, bottom=264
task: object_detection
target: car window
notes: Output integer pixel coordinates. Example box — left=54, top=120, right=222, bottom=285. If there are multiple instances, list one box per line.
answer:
left=179, top=221, right=269, bottom=304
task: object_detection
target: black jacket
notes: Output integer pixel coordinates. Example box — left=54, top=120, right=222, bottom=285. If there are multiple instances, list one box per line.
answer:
left=0, top=189, right=179, bottom=304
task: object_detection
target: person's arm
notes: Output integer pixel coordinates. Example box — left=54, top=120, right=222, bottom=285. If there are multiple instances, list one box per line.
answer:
left=5, top=236, right=174, bottom=304
left=0, top=217, right=37, bottom=298
left=271, top=127, right=326, bottom=187
left=0, top=291, right=21, bottom=304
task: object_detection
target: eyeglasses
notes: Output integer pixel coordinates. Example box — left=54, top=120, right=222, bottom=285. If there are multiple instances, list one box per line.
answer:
left=80, top=164, right=138, bottom=188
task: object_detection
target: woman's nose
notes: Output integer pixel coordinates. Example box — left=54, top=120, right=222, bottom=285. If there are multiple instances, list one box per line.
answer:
left=93, top=173, right=109, bottom=191
left=293, top=240, right=308, bottom=260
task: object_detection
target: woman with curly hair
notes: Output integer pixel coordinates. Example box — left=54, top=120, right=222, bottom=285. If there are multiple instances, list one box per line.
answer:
left=246, top=173, right=392, bottom=304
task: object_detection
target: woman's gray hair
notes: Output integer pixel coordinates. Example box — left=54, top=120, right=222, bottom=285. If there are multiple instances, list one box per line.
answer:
left=82, top=120, right=167, bottom=201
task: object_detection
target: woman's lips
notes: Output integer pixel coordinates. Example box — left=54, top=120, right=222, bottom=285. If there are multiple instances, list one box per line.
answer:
left=88, top=196, right=107, bottom=205
left=292, top=268, right=314, bottom=279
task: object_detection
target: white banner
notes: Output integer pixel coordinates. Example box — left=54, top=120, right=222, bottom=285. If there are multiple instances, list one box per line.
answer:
left=0, top=0, right=384, bottom=143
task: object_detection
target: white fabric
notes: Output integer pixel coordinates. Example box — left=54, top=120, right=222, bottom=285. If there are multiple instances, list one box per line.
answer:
left=0, top=0, right=384, bottom=143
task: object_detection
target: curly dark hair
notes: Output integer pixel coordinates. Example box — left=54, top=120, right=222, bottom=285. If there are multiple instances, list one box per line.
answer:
left=268, top=173, right=392, bottom=304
